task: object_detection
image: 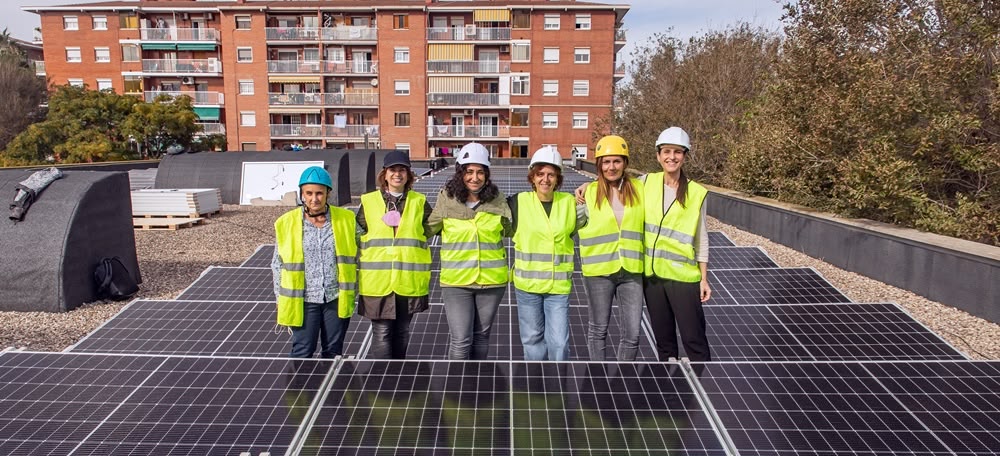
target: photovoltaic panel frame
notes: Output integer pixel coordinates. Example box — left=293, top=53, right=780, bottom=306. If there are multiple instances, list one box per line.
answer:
left=707, top=267, right=851, bottom=306
left=175, top=266, right=274, bottom=301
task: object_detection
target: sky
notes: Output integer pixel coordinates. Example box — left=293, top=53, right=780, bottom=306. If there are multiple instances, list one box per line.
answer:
left=3, top=0, right=788, bottom=60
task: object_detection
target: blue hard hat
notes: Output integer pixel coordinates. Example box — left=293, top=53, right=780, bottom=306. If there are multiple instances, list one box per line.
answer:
left=299, top=166, right=332, bottom=189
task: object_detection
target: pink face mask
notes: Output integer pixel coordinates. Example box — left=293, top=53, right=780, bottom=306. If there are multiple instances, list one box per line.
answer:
left=381, top=210, right=402, bottom=227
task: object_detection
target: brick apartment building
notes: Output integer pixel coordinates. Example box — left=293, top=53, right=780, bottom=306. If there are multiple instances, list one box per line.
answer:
left=27, top=0, right=628, bottom=159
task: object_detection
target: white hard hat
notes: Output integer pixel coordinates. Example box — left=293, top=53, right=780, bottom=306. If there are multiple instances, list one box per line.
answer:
left=456, top=142, right=490, bottom=167
left=655, top=127, right=691, bottom=151
left=529, top=145, right=562, bottom=170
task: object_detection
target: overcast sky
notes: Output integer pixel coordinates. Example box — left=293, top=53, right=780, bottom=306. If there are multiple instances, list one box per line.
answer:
left=4, top=0, right=787, bottom=59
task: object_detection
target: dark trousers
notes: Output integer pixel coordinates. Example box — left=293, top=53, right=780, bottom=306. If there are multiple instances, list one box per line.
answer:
left=290, top=300, right=351, bottom=358
left=643, top=277, right=710, bottom=361
left=368, top=297, right=415, bottom=359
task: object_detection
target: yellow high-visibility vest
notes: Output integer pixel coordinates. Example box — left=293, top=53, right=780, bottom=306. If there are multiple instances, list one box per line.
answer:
left=358, top=191, right=431, bottom=297
left=642, top=173, right=707, bottom=282
left=440, top=211, right=508, bottom=286
left=512, top=192, right=575, bottom=294
left=578, top=179, right=645, bottom=277
left=275, top=206, right=358, bottom=326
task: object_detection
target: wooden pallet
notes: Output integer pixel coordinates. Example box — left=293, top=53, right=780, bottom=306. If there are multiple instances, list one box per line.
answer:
left=133, top=217, right=204, bottom=231
left=135, top=209, right=220, bottom=219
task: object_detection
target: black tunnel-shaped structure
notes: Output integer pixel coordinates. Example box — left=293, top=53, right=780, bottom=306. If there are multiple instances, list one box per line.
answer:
left=346, top=150, right=375, bottom=196
left=154, top=149, right=384, bottom=206
left=0, top=170, right=141, bottom=312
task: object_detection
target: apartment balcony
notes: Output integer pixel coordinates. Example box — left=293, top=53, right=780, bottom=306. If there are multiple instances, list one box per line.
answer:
left=266, top=60, right=377, bottom=74
left=33, top=60, right=45, bottom=76
left=142, top=58, right=222, bottom=75
left=614, top=64, right=626, bottom=82
left=268, top=92, right=379, bottom=107
left=140, top=27, right=219, bottom=42
left=427, top=26, right=510, bottom=41
left=265, top=26, right=377, bottom=42
left=144, top=91, right=224, bottom=105
left=427, top=93, right=505, bottom=107
left=428, top=125, right=509, bottom=139
left=196, top=123, right=225, bottom=135
left=270, top=124, right=380, bottom=138
left=427, top=60, right=510, bottom=74
left=322, top=26, right=378, bottom=42
left=615, top=29, right=627, bottom=52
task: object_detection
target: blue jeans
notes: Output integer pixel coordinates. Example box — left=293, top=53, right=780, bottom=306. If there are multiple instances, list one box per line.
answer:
left=441, top=286, right=505, bottom=360
left=514, top=289, right=570, bottom=361
left=289, top=300, right=350, bottom=358
left=584, top=270, right=644, bottom=361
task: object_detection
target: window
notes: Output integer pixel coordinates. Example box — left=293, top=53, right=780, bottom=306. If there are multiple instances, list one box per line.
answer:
left=238, top=80, right=254, bottom=95
left=241, top=142, right=257, bottom=151
left=94, top=47, right=110, bottom=63
left=394, top=47, right=410, bottom=63
left=119, top=12, right=138, bottom=29
left=511, top=107, right=528, bottom=127
left=327, top=47, right=345, bottom=63
left=240, top=111, right=256, bottom=127
left=543, top=14, right=560, bottom=30
left=542, top=112, right=558, bottom=128
left=67, top=78, right=84, bottom=88
left=63, top=16, right=78, bottom=30
left=511, top=42, right=530, bottom=62
left=96, top=79, right=112, bottom=91
left=123, top=75, right=142, bottom=94
left=394, top=112, right=410, bottom=127
left=395, top=144, right=411, bottom=153
left=65, top=47, right=81, bottom=63
left=93, top=15, right=107, bottom=30
left=512, top=10, right=530, bottom=29
left=511, top=75, right=529, bottom=95
left=121, top=44, right=139, bottom=62
left=543, top=80, right=558, bottom=96
left=572, top=145, right=588, bottom=159
left=572, top=112, right=589, bottom=129
left=306, top=113, right=321, bottom=125
left=235, top=16, right=251, bottom=30
left=574, top=48, right=591, bottom=63
left=575, top=14, right=591, bottom=30
left=393, top=14, right=409, bottom=29
left=237, top=47, right=253, bottom=62
left=394, top=80, right=410, bottom=95
left=573, top=80, right=589, bottom=96
left=543, top=48, right=559, bottom=63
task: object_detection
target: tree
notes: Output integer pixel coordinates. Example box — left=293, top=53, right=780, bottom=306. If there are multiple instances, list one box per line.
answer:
left=0, top=28, right=47, bottom=153
left=122, top=94, right=201, bottom=158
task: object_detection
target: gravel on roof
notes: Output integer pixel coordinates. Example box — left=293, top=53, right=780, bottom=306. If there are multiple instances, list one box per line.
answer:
left=2, top=204, right=997, bottom=359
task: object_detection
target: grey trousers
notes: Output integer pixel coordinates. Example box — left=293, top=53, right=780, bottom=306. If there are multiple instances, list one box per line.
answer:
left=583, top=270, right=644, bottom=361
left=441, top=286, right=505, bottom=360
left=368, top=297, right=414, bottom=360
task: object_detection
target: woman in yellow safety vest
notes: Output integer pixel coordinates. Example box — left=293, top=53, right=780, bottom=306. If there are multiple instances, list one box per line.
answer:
left=272, top=166, right=358, bottom=358
left=509, top=146, right=580, bottom=361
left=428, top=143, right=513, bottom=360
left=356, top=151, right=436, bottom=359
left=575, top=135, right=645, bottom=361
left=642, top=126, right=712, bottom=361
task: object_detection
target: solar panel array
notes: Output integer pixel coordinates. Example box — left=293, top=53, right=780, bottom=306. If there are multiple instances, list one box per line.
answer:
left=2, top=166, right=986, bottom=454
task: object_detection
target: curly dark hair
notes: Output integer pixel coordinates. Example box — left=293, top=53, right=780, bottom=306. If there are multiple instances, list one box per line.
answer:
left=444, top=163, right=500, bottom=203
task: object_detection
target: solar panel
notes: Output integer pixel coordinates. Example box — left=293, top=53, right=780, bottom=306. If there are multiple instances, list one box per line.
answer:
left=695, top=362, right=970, bottom=455
left=708, top=268, right=851, bottom=306
left=709, top=246, right=778, bottom=269
left=390, top=304, right=514, bottom=360
left=175, top=266, right=274, bottom=301
left=240, top=244, right=274, bottom=267
left=708, top=231, right=735, bottom=246
left=562, top=304, right=659, bottom=361
left=70, top=300, right=372, bottom=358
left=296, top=360, right=729, bottom=455
left=699, top=304, right=814, bottom=361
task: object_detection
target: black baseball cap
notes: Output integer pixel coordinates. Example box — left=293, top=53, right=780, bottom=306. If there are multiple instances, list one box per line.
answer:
left=384, top=150, right=411, bottom=168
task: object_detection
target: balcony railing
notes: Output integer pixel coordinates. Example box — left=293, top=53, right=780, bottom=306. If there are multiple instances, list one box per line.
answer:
left=427, top=93, right=501, bottom=106
left=615, top=28, right=627, bottom=41
left=266, top=60, right=377, bottom=74
left=145, top=91, right=224, bottom=105
left=197, top=123, right=225, bottom=135
left=427, top=60, right=510, bottom=74
left=614, top=64, right=626, bottom=79
left=427, top=26, right=510, bottom=41
left=428, top=125, right=509, bottom=139
left=265, top=26, right=377, bottom=42
left=142, top=59, right=222, bottom=74
left=270, top=124, right=380, bottom=138
left=33, top=60, right=45, bottom=76
left=269, top=92, right=379, bottom=106
left=140, top=27, right=219, bottom=41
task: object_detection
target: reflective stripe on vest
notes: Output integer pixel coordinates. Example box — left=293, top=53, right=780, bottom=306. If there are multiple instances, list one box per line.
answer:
left=577, top=179, right=645, bottom=277
left=358, top=190, right=432, bottom=297
left=275, top=206, right=358, bottom=326
left=440, top=211, right=508, bottom=286
left=642, top=173, right=707, bottom=282
left=512, top=192, right=575, bottom=294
